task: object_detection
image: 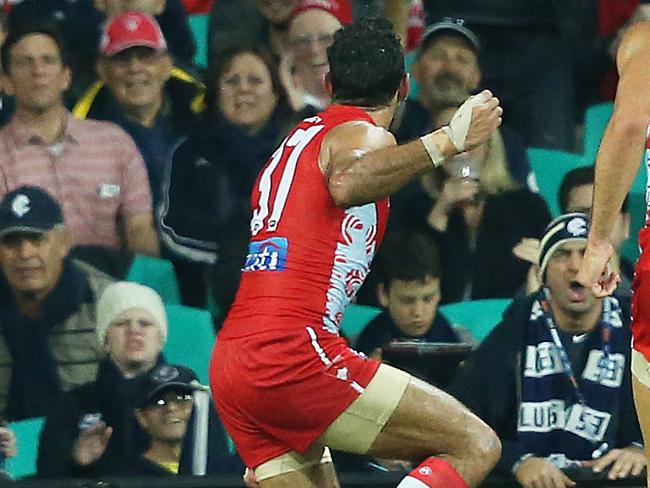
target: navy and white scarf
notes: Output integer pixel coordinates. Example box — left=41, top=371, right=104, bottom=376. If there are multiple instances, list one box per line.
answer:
left=517, top=292, right=627, bottom=467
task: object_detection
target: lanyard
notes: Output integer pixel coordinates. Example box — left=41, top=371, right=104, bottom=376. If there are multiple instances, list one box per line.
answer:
left=538, top=288, right=614, bottom=406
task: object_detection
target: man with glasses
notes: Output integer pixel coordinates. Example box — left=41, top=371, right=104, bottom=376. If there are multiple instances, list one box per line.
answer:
left=37, top=282, right=240, bottom=478
left=286, top=0, right=352, bottom=111
left=130, top=364, right=201, bottom=476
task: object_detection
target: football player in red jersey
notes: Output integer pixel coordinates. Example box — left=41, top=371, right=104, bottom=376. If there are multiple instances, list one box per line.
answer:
left=211, top=17, right=502, bottom=488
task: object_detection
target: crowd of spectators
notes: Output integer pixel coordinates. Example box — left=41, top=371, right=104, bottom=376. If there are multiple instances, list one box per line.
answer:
left=0, top=0, right=647, bottom=485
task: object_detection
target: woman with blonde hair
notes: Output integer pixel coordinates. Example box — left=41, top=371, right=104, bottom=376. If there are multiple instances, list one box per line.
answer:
left=390, top=103, right=551, bottom=304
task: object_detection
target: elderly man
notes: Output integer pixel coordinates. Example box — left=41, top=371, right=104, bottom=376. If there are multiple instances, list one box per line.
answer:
left=0, top=22, right=159, bottom=270
left=37, top=281, right=240, bottom=478
left=394, top=18, right=532, bottom=189
left=0, top=186, right=114, bottom=421
left=286, top=0, right=352, bottom=111
left=451, top=213, right=645, bottom=488
left=73, top=11, right=203, bottom=211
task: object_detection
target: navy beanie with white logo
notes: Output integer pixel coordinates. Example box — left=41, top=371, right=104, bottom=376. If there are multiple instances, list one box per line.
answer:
left=538, top=212, right=589, bottom=283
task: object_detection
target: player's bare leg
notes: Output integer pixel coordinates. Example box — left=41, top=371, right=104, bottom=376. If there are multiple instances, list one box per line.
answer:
left=257, top=461, right=339, bottom=488
left=632, top=375, right=650, bottom=487
left=367, top=376, right=501, bottom=487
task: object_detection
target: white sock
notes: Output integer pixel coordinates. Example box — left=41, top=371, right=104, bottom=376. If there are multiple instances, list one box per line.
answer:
left=396, top=476, right=430, bottom=488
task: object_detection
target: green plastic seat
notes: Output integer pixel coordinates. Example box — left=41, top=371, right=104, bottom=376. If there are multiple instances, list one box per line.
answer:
left=7, top=417, right=45, bottom=479
left=621, top=191, right=645, bottom=263
left=188, top=14, right=209, bottom=68
left=583, top=102, right=614, bottom=161
left=340, top=304, right=382, bottom=347
left=126, top=255, right=181, bottom=304
left=164, top=304, right=216, bottom=384
left=528, top=148, right=587, bottom=216
left=439, top=299, right=512, bottom=342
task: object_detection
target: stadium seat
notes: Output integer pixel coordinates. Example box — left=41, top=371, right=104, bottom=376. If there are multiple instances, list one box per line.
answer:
left=527, top=148, right=587, bottom=216
left=622, top=192, right=645, bottom=263
left=7, top=417, right=45, bottom=479
left=189, top=14, right=209, bottom=68
left=340, top=304, right=382, bottom=347
left=126, top=255, right=181, bottom=304
left=164, top=304, right=216, bottom=384
left=439, top=299, right=512, bottom=342
left=582, top=102, right=614, bottom=161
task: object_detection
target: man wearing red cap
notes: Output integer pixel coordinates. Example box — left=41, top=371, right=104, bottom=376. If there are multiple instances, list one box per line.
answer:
left=73, top=12, right=203, bottom=214
left=286, top=0, right=352, bottom=111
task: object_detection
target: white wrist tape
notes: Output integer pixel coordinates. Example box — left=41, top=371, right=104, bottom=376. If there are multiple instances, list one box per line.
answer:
left=419, top=133, right=445, bottom=167
left=447, top=92, right=489, bottom=151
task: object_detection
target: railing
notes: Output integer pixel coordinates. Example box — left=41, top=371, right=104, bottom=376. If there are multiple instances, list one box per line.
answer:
left=7, top=470, right=645, bottom=488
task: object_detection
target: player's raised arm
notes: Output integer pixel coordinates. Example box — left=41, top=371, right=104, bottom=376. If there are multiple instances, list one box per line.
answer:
left=323, top=90, right=502, bottom=208
left=578, top=22, right=650, bottom=295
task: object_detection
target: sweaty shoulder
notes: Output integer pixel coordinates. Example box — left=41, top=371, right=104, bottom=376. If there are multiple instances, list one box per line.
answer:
left=617, top=22, right=650, bottom=74
left=319, top=120, right=396, bottom=173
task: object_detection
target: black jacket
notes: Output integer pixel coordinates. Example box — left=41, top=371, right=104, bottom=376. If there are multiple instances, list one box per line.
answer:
left=72, top=70, right=205, bottom=210
left=37, top=357, right=240, bottom=479
left=356, top=311, right=460, bottom=356
left=392, top=187, right=551, bottom=304
left=449, top=294, right=641, bottom=474
left=38, top=358, right=165, bottom=478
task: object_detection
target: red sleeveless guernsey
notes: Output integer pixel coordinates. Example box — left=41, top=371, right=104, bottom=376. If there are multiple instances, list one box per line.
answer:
left=631, top=130, right=650, bottom=359
left=218, top=104, right=389, bottom=340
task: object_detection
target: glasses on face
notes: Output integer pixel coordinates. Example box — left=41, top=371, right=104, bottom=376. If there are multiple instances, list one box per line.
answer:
left=291, top=33, right=336, bottom=51
left=147, top=392, right=193, bottom=409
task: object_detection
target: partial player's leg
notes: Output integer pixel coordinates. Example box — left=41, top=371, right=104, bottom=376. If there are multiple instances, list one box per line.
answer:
left=368, top=376, right=501, bottom=487
left=255, top=446, right=340, bottom=488
left=257, top=463, right=339, bottom=488
left=631, top=349, right=650, bottom=487
left=321, top=364, right=501, bottom=488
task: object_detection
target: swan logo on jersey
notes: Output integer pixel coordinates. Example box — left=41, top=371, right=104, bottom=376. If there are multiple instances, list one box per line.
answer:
left=243, top=237, right=288, bottom=272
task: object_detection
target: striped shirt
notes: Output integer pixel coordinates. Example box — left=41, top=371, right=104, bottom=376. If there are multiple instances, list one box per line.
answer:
left=0, top=113, right=152, bottom=249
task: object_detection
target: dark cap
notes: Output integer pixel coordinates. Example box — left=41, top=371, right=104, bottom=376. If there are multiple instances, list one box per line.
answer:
left=417, top=18, right=480, bottom=58
left=538, top=212, right=589, bottom=283
left=135, top=364, right=201, bottom=408
left=0, top=186, right=64, bottom=239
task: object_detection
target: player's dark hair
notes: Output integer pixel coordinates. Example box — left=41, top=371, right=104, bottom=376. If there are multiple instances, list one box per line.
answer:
left=376, top=231, right=441, bottom=292
left=559, top=164, right=629, bottom=214
left=327, top=16, right=405, bottom=107
left=1, top=21, right=68, bottom=75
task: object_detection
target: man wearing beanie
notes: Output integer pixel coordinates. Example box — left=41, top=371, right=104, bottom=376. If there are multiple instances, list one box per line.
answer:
left=450, top=213, right=645, bottom=487
left=37, top=281, right=240, bottom=478
left=0, top=185, right=114, bottom=421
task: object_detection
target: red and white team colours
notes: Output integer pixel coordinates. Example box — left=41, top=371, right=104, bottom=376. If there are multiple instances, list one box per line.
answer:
left=397, top=458, right=470, bottom=488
